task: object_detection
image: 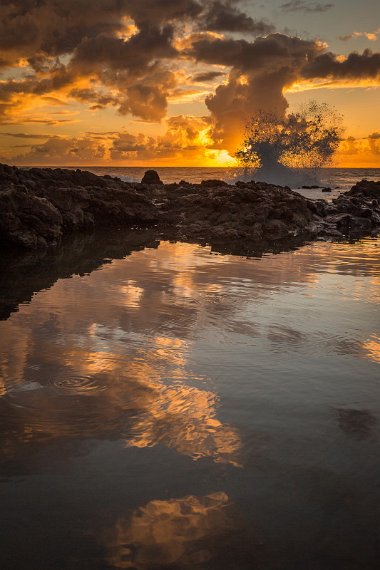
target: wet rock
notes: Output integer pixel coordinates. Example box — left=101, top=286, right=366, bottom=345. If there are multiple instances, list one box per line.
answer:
left=349, top=216, right=373, bottom=236
left=326, top=213, right=352, bottom=234
left=347, top=179, right=380, bottom=199
left=0, top=164, right=158, bottom=249
left=1, top=164, right=380, bottom=251
left=0, top=186, right=63, bottom=248
left=141, top=170, right=163, bottom=185
left=310, top=199, right=327, bottom=217
left=158, top=180, right=315, bottom=242
left=200, top=179, right=229, bottom=188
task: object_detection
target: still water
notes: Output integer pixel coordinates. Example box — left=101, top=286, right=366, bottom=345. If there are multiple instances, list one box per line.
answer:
left=0, top=237, right=380, bottom=569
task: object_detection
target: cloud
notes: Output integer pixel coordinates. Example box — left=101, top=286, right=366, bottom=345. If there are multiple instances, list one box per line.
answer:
left=192, top=71, right=226, bottom=82
left=188, top=31, right=380, bottom=151
left=110, top=115, right=212, bottom=161
left=339, top=29, right=380, bottom=42
left=202, top=1, right=274, bottom=34
left=302, top=49, right=380, bottom=79
left=0, top=0, right=203, bottom=67
left=190, top=33, right=322, bottom=149
left=368, top=132, right=380, bottom=155
left=0, top=132, right=52, bottom=139
left=0, top=0, right=379, bottom=163
left=0, top=0, right=205, bottom=123
left=11, top=135, right=106, bottom=165
left=336, top=133, right=380, bottom=165
left=280, top=1, right=334, bottom=12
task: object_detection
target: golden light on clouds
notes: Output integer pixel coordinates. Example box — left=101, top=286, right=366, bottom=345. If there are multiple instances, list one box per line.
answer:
left=0, top=0, right=378, bottom=167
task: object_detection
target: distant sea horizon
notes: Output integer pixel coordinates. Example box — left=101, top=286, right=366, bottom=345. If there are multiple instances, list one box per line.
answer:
left=20, top=165, right=380, bottom=200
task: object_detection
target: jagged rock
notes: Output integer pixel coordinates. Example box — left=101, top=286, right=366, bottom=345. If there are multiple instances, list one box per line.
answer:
left=200, top=179, right=229, bottom=187
left=158, top=179, right=315, bottom=242
left=347, top=179, right=380, bottom=199
left=0, top=165, right=158, bottom=249
left=141, top=170, right=163, bottom=185
left=0, top=165, right=379, bottom=251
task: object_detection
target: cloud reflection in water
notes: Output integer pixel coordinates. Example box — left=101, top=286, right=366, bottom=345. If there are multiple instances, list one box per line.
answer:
left=105, top=492, right=233, bottom=569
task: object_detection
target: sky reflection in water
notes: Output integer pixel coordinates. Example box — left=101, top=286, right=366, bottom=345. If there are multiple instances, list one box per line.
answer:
left=0, top=238, right=380, bottom=569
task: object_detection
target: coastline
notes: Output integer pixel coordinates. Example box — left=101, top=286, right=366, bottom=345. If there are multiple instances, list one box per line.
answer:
left=0, top=163, right=379, bottom=252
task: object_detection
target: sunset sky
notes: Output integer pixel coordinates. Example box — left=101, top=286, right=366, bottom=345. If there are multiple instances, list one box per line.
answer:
left=0, top=0, right=379, bottom=167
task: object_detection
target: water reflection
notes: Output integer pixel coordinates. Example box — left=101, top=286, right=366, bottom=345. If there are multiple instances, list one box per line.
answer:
left=0, top=236, right=380, bottom=569
left=1, top=237, right=380, bottom=465
left=362, top=334, right=380, bottom=364
left=105, top=492, right=232, bottom=569
left=0, top=351, right=240, bottom=465
left=126, top=382, right=241, bottom=465
left=336, top=408, right=377, bottom=440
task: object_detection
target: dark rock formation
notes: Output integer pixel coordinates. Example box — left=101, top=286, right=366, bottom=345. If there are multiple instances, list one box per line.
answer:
left=0, top=164, right=379, bottom=251
left=157, top=180, right=315, bottom=242
left=0, top=164, right=158, bottom=248
left=324, top=179, right=380, bottom=238
left=200, top=179, right=229, bottom=187
left=141, top=170, right=163, bottom=185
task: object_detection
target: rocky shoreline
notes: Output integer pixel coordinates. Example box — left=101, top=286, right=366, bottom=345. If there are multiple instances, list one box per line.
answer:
left=0, top=163, right=379, bottom=251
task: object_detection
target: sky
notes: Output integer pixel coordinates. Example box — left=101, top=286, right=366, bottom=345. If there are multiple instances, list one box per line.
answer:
left=0, top=0, right=379, bottom=167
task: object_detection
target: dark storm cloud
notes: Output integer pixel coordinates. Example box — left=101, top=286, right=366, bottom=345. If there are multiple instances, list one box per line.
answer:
left=0, top=1, right=272, bottom=66
left=71, top=26, right=177, bottom=71
left=202, top=1, right=274, bottom=34
left=0, top=0, right=275, bottom=123
left=280, top=1, right=334, bottom=12
left=302, top=49, right=380, bottom=79
left=190, top=33, right=318, bottom=71
left=0, top=0, right=128, bottom=63
left=190, top=33, right=320, bottom=148
left=0, top=0, right=202, bottom=63
left=189, top=31, right=380, bottom=150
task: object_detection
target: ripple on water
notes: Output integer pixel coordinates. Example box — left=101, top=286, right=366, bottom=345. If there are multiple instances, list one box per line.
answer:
left=50, top=374, right=108, bottom=396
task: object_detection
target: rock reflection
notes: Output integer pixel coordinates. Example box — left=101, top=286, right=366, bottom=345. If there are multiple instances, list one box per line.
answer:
left=336, top=408, right=377, bottom=440
left=105, top=492, right=232, bottom=569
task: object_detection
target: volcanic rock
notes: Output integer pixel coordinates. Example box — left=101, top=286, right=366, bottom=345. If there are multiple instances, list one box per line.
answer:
left=141, top=170, right=163, bottom=185
left=0, top=164, right=158, bottom=248
left=1, top=166, right=380, bottom=251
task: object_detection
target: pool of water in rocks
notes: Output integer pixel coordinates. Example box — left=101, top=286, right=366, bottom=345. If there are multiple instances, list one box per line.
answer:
left=0, top=238, right=380, bottom=570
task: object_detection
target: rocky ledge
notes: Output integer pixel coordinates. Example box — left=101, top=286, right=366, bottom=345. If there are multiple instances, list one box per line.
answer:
left=0, top=163, right=379, bottom=250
